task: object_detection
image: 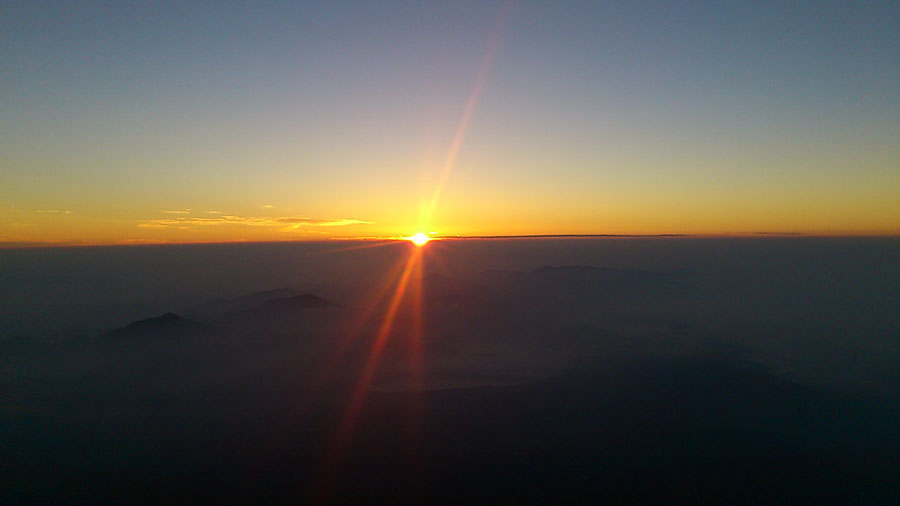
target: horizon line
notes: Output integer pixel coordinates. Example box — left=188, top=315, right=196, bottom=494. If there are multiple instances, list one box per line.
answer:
left=2, top=232, right=899, bottom=250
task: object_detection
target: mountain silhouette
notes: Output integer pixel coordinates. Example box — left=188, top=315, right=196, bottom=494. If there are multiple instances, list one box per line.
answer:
left=219, top=293, right=345, bottom=332
left=186, top=288, right=303, bottom=320
left=103, top=313, right=215, bottom=340
left=256, top=293, right=334, bottom=312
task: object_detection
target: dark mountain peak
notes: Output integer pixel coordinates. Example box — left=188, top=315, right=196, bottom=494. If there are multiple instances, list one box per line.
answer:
left=258, top=293, right=334, bottom=311
left=219, top=293, right=341, bottom=327
left=150, top=312, right=181, bottom=322
left=185, top=287, right=305, bottom=320
left=104, top=313, right=214, bottom=340
left=125, top=312, right=186, bottom=329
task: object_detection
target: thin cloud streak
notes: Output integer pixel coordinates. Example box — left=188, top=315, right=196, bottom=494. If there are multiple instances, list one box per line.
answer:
left=138, top=215, right=372, bottom=230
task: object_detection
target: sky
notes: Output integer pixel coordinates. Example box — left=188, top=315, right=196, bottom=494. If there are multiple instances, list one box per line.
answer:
left=1, top=0, right=898, bottom=245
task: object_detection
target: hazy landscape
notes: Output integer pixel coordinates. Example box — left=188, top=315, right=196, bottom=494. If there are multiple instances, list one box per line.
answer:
left=3, top=237, right=898, bottom=504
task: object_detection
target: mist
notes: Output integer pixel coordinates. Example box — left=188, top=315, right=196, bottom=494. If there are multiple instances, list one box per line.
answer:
left=2, top=238, right=899, bottom=504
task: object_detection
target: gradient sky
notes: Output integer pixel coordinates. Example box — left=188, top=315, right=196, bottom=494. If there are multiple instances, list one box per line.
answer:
left=2, top=1, right=898, bottom=244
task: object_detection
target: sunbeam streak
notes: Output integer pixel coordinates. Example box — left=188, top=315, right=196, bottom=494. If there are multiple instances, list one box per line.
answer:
left=421, top=1, right=514, bottom=230
left=334, top=248, right=420, bottom=445
left=311, top=5, right=513, bottom=501
left=312, top=246, right=426, bottom=502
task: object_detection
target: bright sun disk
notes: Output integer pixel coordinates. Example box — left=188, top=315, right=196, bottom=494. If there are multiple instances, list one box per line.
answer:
left=409, top=233, right=430, bottom=246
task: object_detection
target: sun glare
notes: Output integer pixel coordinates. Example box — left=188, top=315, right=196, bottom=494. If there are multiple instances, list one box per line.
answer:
left=409, top=233, right=430, bottom=246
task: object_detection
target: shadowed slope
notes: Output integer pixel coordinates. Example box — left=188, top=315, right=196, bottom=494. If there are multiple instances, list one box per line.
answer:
left=103, top=313, right=216, bottom=340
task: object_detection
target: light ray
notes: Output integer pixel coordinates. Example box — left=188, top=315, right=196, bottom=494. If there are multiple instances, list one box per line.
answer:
left=420, top=1, right=514, bottom=229
left=314, top=247, right=424, bottom=494
left=308, top=246, right=426, bottom=503
left=310, top=5, right=514, bottom=500
left=410, top=251, right=425, bottom=394
left=302, top=245, right=414, bottom=397
left=333, top=248, right=420, bottom=444
left=254, top=243, right=414, bottom=471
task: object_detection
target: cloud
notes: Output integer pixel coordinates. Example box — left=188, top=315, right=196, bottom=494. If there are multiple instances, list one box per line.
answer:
left=263, top=204, right=274, bottom=209
left=274, top=217, right=373, bottom=227
left=162, top=209, right=191, bottom=214
left=35, top=209, right=71, bottom=214
left=138, top=215, right=372, bottom=230
left=207, top=210, right=222, bottom=214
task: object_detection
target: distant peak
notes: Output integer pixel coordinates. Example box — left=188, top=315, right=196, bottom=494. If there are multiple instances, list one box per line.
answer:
left=292, top=293, right=329, bottom=303
left=105, top=312, right=212, bottom=339
left=259, top=293, right=334, bottom=310
left=125, top=312, right=188, bottom=328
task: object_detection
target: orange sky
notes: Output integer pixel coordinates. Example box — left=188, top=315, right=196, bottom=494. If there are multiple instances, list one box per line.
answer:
left=2, top=3, right=898, bottom=246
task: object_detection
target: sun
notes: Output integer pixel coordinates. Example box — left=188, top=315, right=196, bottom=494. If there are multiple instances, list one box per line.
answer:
left=409, top=232, right=430, bottom=246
